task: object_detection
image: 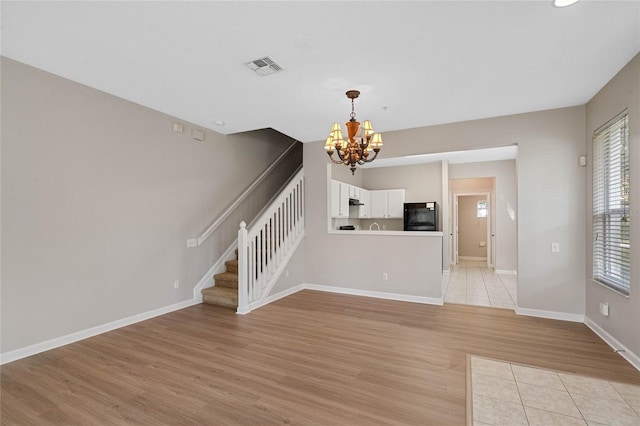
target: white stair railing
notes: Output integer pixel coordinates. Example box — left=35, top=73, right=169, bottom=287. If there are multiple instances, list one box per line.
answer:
left=237, top=169, right=304, bottom=314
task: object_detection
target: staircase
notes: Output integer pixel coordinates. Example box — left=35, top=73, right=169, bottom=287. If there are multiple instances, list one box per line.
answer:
left=198, top=168, right=304, bottom=313
left=201, top=253, right=238, bottom=308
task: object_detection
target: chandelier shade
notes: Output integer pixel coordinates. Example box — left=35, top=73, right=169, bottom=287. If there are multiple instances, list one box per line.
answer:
left=325, top=90, right=383, bottom=175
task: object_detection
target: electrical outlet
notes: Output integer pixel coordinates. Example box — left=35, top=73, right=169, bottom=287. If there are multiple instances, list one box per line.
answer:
left=174, top=280, right=180, bottom=289
left=383, top=272, right=389, bottom=281
left=599, top=302, right=609, bottom=317
left=187, top=239, right=198, bottom=248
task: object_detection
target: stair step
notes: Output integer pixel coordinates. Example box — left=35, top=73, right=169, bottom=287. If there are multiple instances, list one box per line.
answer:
left=214, top=272, right=238, bottom=289
left=201, top=286, right=237, bottom=308
left=224, top=259, right=238, bottom=273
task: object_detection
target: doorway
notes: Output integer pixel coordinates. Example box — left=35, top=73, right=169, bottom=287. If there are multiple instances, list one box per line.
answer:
left=453, top=193, right=492, bottom=267
left=444, top=177, right=517, bottom=310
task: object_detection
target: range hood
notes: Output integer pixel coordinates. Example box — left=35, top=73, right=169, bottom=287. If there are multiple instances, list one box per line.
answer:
left=349, top=198, right=364, bottom=206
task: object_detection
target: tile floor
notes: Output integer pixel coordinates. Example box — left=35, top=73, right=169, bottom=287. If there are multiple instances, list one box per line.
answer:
left=469, top=356, right=640, bottom=426
left=443, top=259, right=517, bottom=310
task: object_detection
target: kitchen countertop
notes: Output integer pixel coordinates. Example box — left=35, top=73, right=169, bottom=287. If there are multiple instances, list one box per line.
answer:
left=329, top=230, right=443, bottom=237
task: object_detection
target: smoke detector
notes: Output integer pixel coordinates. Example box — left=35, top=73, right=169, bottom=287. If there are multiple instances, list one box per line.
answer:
left=246, top=56, right=284, bottom=76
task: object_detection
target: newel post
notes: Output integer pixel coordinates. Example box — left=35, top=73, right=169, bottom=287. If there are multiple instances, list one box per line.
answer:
left=237, top=221, right=249, bottom=314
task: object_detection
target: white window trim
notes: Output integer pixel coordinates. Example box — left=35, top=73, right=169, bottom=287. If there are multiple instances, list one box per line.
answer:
left=592, top=111, right=630, bottom=296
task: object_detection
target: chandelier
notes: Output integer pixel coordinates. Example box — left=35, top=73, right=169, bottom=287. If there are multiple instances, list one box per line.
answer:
left=324, top=90, right=383, bottom=175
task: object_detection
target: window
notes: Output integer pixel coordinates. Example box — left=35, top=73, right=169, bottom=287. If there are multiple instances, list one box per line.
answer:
left=592, top=112, right=630, bottom=295
left=477, top=200, right=487, bottom=218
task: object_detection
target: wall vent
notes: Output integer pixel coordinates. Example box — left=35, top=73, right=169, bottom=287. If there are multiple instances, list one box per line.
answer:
left=246, top=56, right=284, bottom=76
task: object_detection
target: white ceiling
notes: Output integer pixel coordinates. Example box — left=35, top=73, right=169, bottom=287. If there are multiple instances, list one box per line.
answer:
left=2, top=1, right=639, bottom=143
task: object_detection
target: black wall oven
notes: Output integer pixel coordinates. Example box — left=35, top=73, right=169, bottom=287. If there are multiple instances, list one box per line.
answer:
left=404, top=202, right=438, bottom=231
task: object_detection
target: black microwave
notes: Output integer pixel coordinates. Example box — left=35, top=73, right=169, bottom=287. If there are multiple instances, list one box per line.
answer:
left=404, top=202, right=438, bottom=231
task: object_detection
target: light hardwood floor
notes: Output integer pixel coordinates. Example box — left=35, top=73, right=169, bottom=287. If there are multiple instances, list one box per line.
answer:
left=2, top=290, right=639, bottom=425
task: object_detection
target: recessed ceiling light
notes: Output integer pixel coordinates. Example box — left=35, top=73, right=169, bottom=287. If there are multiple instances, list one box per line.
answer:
left=553, top=0, right=579, bottom=7
left=214, top=121, right=225, bottom=126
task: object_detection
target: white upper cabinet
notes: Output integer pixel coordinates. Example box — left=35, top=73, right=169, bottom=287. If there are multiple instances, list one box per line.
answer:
left=331, top=180, right=404, bottom=220
left=358, top=189, right=371, bottom=219
left=370, top=189, right=405, bottom=219
left=370, top=190, right=387, bottom=219
left=349, top=184, right=360, bottom=200
left=386, top=189, right=405, bottom=218
left=331, top=180, right=349, bottom=218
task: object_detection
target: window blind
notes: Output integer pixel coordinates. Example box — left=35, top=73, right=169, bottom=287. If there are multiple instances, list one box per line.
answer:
left=592, top=112, right=630, bottom=295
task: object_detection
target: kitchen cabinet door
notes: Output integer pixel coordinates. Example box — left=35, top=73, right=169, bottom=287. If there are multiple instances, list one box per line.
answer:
left=331, top=180, right=349, bottom=218
left=358, top=189, right=371, bottom=218
left=370, top=190, right=387, bottom=218
left=349, top=184, right=360, bottom=200
left=370, top=189, right=405, bottom=218
left=386, top=189, right=406, bottom=218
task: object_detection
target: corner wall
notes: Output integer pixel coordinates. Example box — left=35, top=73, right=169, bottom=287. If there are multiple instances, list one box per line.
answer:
left=585, top=53, right=640, bottom=359
left=0, top=58, right=294, bottom=354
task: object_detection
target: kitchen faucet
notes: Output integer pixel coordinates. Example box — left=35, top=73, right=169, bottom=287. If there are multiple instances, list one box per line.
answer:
left=369, top=222, right=380, bottom=231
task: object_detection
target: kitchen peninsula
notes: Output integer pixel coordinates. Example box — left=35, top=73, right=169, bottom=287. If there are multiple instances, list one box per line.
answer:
left=321, top=168, right=445, bottom=303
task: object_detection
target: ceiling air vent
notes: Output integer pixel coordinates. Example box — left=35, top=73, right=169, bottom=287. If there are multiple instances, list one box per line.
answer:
left=246, top=56, right=284, bottom=76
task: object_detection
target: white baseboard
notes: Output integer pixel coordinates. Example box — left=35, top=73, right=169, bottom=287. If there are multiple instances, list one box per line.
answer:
left=0, top=298, right=200, bottom=365
left=585, top=317, right=640, bottom=372
left=238, top=282, right=444, bottom=315
left=238, top=284, right=307, bottom=315
left=193, top=241, right=238, bottom=302
left=515, top=306, right=584, bottom=323
left=304, top=283, right=444, bottom=306
left=495, top=269, right=517, bottom=275
left=459, top=256, right=487, bottom=261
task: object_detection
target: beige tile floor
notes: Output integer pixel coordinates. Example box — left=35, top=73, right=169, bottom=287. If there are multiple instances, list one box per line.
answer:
left=443, top=259, right=517, bottom=310
left=469, top=356, right=640, bottom=426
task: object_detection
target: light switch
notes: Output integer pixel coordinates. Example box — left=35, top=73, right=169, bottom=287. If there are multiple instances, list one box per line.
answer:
left=551, top=242, right=560, bottom=252
left=192, top=129, right=205, bottom=141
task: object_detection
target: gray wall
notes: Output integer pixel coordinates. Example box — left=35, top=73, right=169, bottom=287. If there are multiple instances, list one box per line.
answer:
left=449, top=177, right=494, bottom=193
left=306, top=105, right=585, bottom=316
left=449, top=161, right=518, bottom=272
left=1, top=58, right=294, bottom=353
left=306, top=160, right=443, bottom=298
left=362, top=162, right=442, bottom=203
left=585, top=54, right=640, bottom=356
left=458, top=195, right=488, bottom=258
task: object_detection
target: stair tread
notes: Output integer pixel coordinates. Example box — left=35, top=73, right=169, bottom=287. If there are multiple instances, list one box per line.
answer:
left=225, top=259, right=238, bottom=265
left=202, top=286, right=237, bottom=296
left=214, top=272, right=238, bottom=281
left=202, top=286, right=237, bottom=308
left=214, top=279, right=237, bottom=289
